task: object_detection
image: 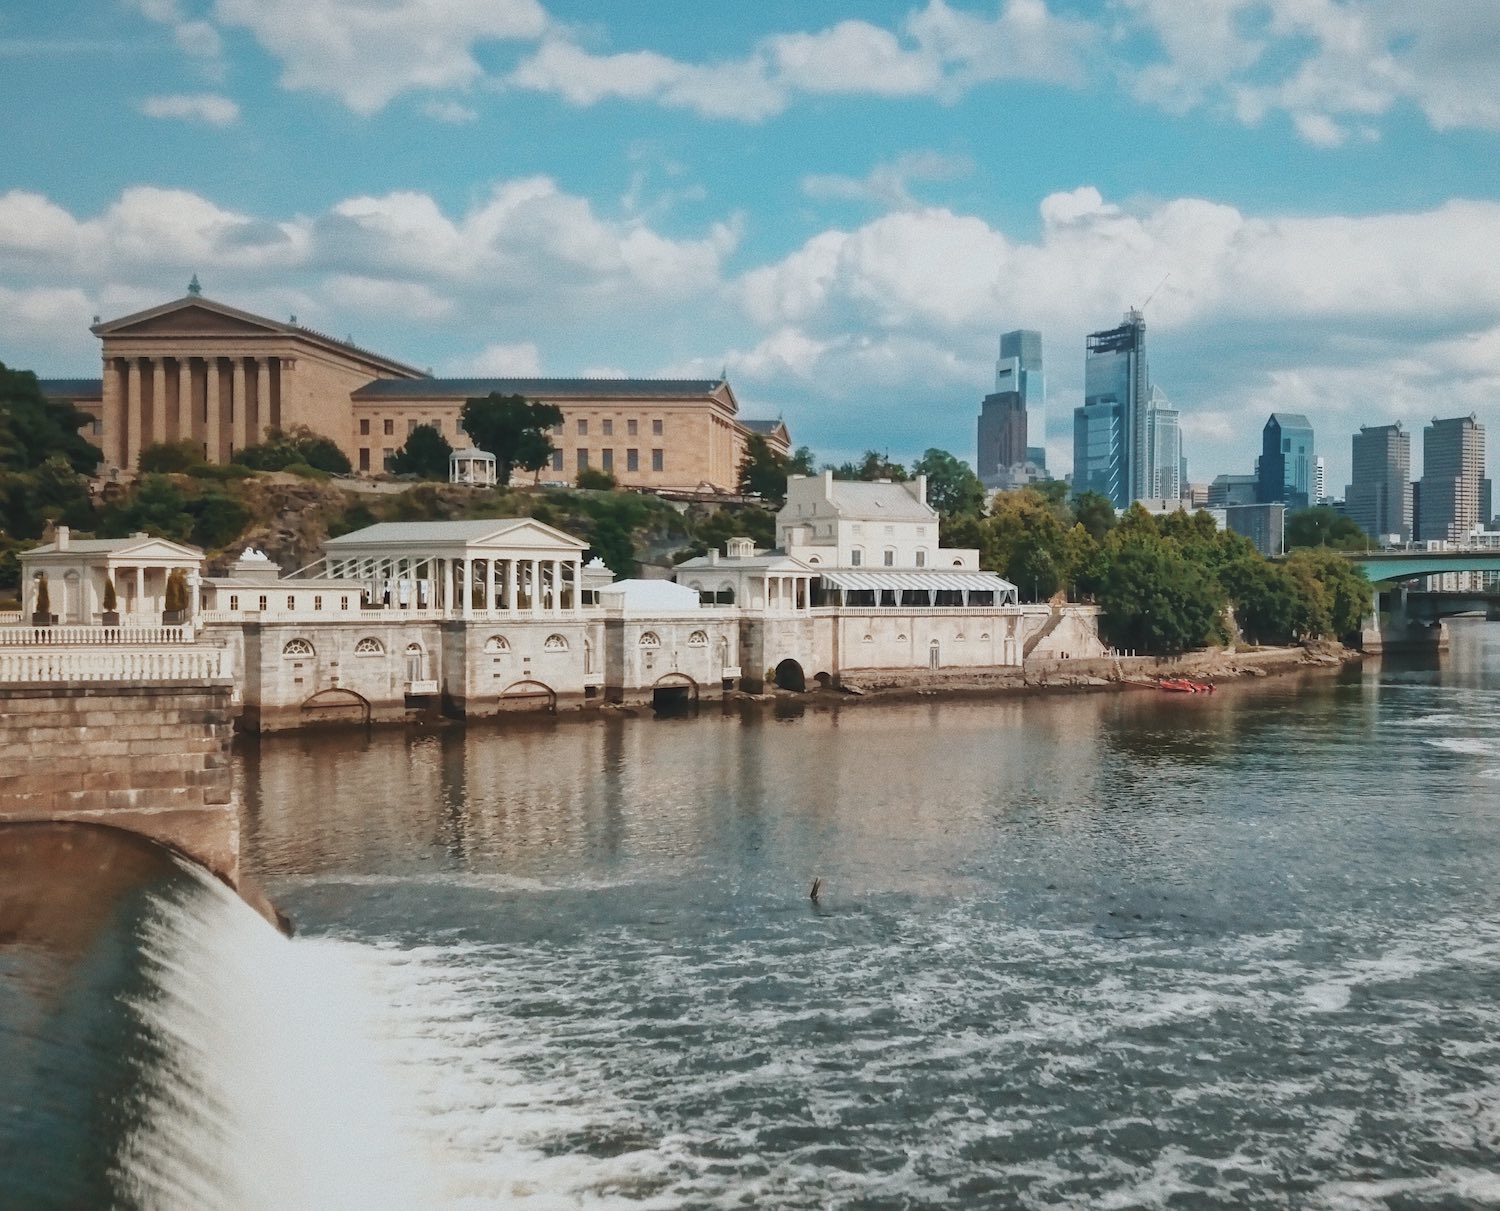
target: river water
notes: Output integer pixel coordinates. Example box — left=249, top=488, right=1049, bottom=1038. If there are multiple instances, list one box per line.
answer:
left=6, top=622, right=1500, bottom=1208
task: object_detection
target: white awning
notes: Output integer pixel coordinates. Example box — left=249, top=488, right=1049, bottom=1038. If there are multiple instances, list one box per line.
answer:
left=816, top=569, right=1017, bottom=593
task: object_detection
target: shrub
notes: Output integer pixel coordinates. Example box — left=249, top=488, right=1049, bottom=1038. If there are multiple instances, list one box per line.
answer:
left=138, top=440, right=204, bottom=474
left=576, top=467, right=618, bottom=490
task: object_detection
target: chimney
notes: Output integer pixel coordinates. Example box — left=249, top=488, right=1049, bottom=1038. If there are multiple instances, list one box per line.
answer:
left=914, top=474, right=928, bottom=506
left=54, top=525, right=69, bottom=551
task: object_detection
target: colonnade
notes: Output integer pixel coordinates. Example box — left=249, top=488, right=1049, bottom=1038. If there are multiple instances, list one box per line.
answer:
left=325, top=554, right=586, bottom=615
left=101, top=354, right=283, bottom=469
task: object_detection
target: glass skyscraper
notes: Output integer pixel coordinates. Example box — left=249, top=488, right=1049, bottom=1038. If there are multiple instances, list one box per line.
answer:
left=1419, top=414, right=1486, bottom=542
left=1146, top=386, right=1180, bottom=500
left=1257, top=413, right=1315, bottom=508
left=1346, top=422, right=1412, bottom=543
left=997, top=330, right=1045, bottom=469
left=1074, top=309, right=1147, bottom=508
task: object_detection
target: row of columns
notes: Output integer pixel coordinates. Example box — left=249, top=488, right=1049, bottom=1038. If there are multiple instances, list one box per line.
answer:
left=22, top=565, right=198, bottom=624
left=326, top=555, right=586, bottom=615
left=102, top=354, right=283, bottom=470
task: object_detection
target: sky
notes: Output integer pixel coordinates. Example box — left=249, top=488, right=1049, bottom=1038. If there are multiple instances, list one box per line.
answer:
left=1, top=0, right=1499, bottom=489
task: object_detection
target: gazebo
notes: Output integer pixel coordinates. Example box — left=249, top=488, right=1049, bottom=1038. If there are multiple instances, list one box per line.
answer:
left=450, top=446, right=497, bottom=487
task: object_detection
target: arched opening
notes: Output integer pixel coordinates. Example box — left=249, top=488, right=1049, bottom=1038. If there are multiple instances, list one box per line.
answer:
left=929, top=639, right=941, bottom=670
left=813, top=671, right=832, bottom=690
left=299, top=687, right=371, bottom=726
left=651, top=672, right=699, bottom=714
left=773, top=658, right=806, bottom=692
left=498, top=678, right=558, bottom=713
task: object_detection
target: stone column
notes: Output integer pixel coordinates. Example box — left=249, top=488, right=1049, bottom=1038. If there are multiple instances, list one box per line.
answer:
left=231, top=358, right=248, bottom=456
left=177, top=358, right=192, bottom=445
left=125, top=359, right=143, bottom=470
left=101, top=358, right=124, bottom=469
left=151, top=359, right=167, bottom=451
left=528, top=560, right=540, bottom=613
left=484, top=560, right=496, bottom=612
left=461, top=557, right=473, bottom=619
left=255, top=359, right=270, bottom=447
left=505, top=559, right=517, bottom=612
left=134, top=566, right=145, bottom=619
left=204, top=358, right=221, bottom=464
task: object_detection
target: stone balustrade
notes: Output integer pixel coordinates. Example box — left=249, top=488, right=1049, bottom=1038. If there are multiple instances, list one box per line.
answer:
left=0, top=624, right=195, bottom=646
left=0, top=646, right=224, bottom=683
left=0, top=611, right=21, bottom=625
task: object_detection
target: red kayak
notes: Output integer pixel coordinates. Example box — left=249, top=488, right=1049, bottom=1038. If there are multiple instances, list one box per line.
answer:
left=1159, top=678, right=1215, bottom=694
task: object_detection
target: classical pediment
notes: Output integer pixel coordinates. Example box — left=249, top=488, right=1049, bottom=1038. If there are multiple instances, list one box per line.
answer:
left=94, top=297, right=286, bottom=340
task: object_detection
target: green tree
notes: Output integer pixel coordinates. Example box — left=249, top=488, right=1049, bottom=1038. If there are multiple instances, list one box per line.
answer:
left=1287, top=505, right=1369, bottom=550
left=459, top=393, right=563, bottom=487
left=1097, top=541, right=1226, bottom=655
left=0, top=456, right=95, bottom=540
left=1287, top=548, right=1373, bottom=637
left=100, top=474, right=193, bottom=543
left=1010, top=540, right=1061, bottom=601
left=830, top=450, right=908, bottom=481
left=738, top=433, right=791, bottom=501
left=164, top=568, right=188, bottom=613
left=911, top=448, right=985, bottom=519
left=389, top=423, right=452, bottom=479
left=1024, top=479, right=1071, bottom=513
left=1071, top=490, right=1117, bottom=542
left=187, top=491, right=252, bottom=550
left=0, top=362, right=101, bottom=474
left=587, top=515, right=635, bottom=578
left=139, top=440, right=205, bottom=474
left=234, top=425, right=351, bottom=474
left=788, top=446, right=817, bottom=476
left=577, top=467, right=618, bottom=490
left=1220, top=555, right=1327, bottom=645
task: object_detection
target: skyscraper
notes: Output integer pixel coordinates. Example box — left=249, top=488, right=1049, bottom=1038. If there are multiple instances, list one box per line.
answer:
left=1419, top=414, right=1486, bottom=541
left=1346, top=423, right=1412, bottom=543
left=1074, top=310, right=1147, bottom=508
left=976, top=390, right=1027, bottom=478
left=1257, top=413, right=1315, bottom=508
left=1146, top=385, right=1181, bottom=499
left=998, top=330, right=1045, bottom=468
left=1313, top=455, right=1327, bottom=504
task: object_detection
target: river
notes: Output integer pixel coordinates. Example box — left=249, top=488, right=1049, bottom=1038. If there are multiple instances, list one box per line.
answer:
left=4, top=622, right=1500, bottom=1208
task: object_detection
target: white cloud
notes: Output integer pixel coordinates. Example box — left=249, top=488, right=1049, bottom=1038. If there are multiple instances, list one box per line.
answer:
left=139, top=92, right=241, bottom=125
left=452, top=341, right=543, bottom=375
left=802, top=150, right=973, bottom=210
left=135, top=0, right=223, bottom=61
left=212, top=0, right=548, bottom=115
left=509, top=0, right=1094, bottom=122
left=420, top=99, right=478, bottom=124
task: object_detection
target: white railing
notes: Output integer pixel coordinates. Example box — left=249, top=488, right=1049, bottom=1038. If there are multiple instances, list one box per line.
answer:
left=0, top=646, right=224, bottom=683
left=196, top=606, right=606, bottom=625
left=0, top=624, right=195, bottom=646
left=0, top=611, right=21, bottom=626
left=404, top=679, right=439, bottom=695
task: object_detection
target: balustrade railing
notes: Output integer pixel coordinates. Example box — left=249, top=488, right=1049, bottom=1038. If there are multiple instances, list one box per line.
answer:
left=0, top=646, right=224, bottom=683
left=0, top=611, right=21, bottom=626
left=0, top=624, right=194, bottom=646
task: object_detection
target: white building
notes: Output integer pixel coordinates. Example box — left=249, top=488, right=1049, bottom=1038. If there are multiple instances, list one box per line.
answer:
left=19, top=528, right=204, bottom=626
left=777, top=471, right=977, bottom=571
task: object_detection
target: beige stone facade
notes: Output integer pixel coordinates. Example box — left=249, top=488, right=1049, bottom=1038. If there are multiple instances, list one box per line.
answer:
left=42, top=291, right=790, bottom=491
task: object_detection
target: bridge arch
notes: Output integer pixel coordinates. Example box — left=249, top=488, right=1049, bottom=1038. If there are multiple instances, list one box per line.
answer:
left=498, top=678, right=557, bottom=713
left=299, top=687, right=371, bottom=725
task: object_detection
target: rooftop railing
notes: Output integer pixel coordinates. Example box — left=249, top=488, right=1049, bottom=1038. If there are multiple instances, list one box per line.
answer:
left=0, top=646, right=224, bottom=683
left=0, top=624, right=195, bottom=646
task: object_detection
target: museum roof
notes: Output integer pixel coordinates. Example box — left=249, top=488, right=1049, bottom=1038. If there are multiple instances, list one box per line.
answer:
left=350, top=377, right=730, bottom=401
left=37, top=378, right=103, bottom=398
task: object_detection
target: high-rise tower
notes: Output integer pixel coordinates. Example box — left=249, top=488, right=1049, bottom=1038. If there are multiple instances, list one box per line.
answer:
left=1074, top=310, right=1147, bottom=508
left=1419, top=414, right=1486, bottom=541
left=1258, top=413, right=1315, bottom=508
left=998, top=330, right=1045, bottom=468
left=1346, top=423, right=1412, bottom=543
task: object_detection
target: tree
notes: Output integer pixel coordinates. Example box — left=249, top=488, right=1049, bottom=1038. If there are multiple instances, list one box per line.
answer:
left=577, top=467, right=618, bottom=490
left=830, top=450, right=908, bottom=481
left=1097, top=540, right=1226, bottom=655
left=100, top=475, right=193, bottom=543
left=33, top=572, right=49, bottom=620
left=1219, top=555, right=1327, bottom=645
left=911, top=448, right=985, bottom=519
left=1286, top=548, right=1373, bottom=637
left=459, top=393, right=563, bottom=487
left=139, top=440, right=205, bottom=474
left=788, top=446, right=816, bottom=476
left=0, top=456, right=95, bottom=540
left=739, top=433, right=791, bottom=501
left=164, top=568, right=188, bottom=614
left=587, top=515, right=635, bottom=578
left=1287, top=506, right=1369, bottom=551
left=233, top=425, right=351, bottom=474
left=187, top=492, right=252, bottom=550
left=389, top=423, right=452, bottom=480
left=102, top=576, right=117, bottom=613
left=1072, top=490, right=1117, bottom=542
left=0, top=362, right=101, bottom=475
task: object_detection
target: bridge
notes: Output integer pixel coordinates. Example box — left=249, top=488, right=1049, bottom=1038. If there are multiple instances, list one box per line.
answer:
left=1328, top=548, right=1500, bottom=651
left=1345, top=549, right=1500, bottom=584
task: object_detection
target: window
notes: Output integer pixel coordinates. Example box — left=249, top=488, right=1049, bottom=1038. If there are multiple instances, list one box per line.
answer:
left=383, top=448, right=394, bottom=467
left=257, top=595, right=267, bottom=611
left=484, top=635, right=510, bottom=653
left=340, top=596, right=350, bottom=610
left=577, top=418, right=588, bottom=435
left=282, top=638, right=314, bottom=657
left=651, top=449, right=663, bottom=472
left=601, top=448, right=614, bottom=472
left=359, top=418, right=370, bottom=436
left=915, top=549, right=927, bottom=567
left=228, top=595, right=239, bottom=611
left=652, top=419, right=663, bottom=436
left=551, top=422, right=564, bottom=435
left=544, top=633, right=569, bottom=651
left=359, top=448, right=370, bottom=471
left=383, top=418, right=394, bottom=436
left=551, top=450, right=563, bottom=471
left=314, top=595, right=323, bottom=611
left=355, top=637, right=384, bottom=656
left=916, top=526, right=927, bottom=537
left=577, top=448, right=589, bottom=471
left=687, top=630, right=708, bottom=647
left=602, top=419, right=613, bottom=436
left=883, top=549, right=895, bottom=567
left=627, top=448, right=639, bottom=472
left=638, top=632, right=661, bottom=648
left=851, top=548, right=863, bottom=566
left=627, top=418, right=638, bottom=436
left=432, top=418, right=442, bottom=432
left=884, top=525, right=895, bottom=536
left=407, top=418, right=418, bottom=435
left=286, top=595, right=295, bottom=610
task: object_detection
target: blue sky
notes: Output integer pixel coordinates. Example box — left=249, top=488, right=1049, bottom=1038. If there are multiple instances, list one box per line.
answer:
left=2, top=1, right=1499, bottom=489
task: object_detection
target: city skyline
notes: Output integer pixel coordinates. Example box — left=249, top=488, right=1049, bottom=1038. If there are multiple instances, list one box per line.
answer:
left=1, top=2, right=1498, bottom=489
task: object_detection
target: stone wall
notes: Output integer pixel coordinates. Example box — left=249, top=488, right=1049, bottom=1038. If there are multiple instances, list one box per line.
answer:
left=0, top=682, right=238, bottom=883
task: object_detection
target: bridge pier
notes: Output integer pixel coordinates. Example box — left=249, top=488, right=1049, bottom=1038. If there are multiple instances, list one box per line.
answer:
left=1360, top=586, right=1449, bottom=654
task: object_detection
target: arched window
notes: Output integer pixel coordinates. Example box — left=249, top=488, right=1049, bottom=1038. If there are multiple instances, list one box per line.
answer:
left=952, top=558, right=964, bottom=567
left=916, top=549, right=928, bottom=567
left=354, top=637, right=384, bottom=656
left=687, top=630, right=708, bottom=647
left=282, top=638, right=314, bottom=658
left=484, top=634, right=510, bottom=653
left=544, top=633, right=569, bottom=651
left=862, top=633, right=874, bottom=643
left=638, top=631, right=661, bottom=648
left=405, top=642, right=424, bottom=655
left=584, top=638, right=594, bottom=674
left=807, top=555, right=821, bottom=565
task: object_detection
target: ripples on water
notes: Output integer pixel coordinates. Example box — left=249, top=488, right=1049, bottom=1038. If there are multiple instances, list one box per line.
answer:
left=7, top=622, right=1500, bottom=1208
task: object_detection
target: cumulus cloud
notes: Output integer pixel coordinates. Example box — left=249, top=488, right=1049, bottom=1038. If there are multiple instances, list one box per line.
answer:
left=509, top=0, right=1095, bottom=121
left=139, top=92, right=240, bottom=125
left=212, top=0, right=547, bottom=115
left=452, top=341, right=543, bottom=375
